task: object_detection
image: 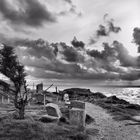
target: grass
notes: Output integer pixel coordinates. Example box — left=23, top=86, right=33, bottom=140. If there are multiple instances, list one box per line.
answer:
left=0, top=101, right=98, bottom=140
left=2, top=91, right=140, bottom=139
left=94, top=99, right=140, bottom=121
left=0, top=118, right=46, bottom=140
left=0, top=113, right=90, bottom=140
left=78, top=93, right=140, bottom=122
left=0, top=102, right=92, bottom=140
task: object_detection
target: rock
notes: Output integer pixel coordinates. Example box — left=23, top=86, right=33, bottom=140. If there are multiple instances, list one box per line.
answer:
left=59, top=117, right=69, bottom=124
left=85, top=114, right=95, bottom=124
left=105, top=96, right=129, bottom=104
left=125, top=104, right=140, bottom=110
left=91, top=92, right=106, bottom=99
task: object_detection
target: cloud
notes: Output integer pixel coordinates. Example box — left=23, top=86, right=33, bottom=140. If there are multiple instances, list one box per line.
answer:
left=64, top=0, right=72, bottom=4
left=120, top=69, right=140, bottom=81
left=62, top=44, right=84, bottom=62
left=89, top=15, right=121, bottom=45
left=71, top=37, right=85, bottom=49
left=108, top=21, right=121, bottom=34
left=96, top=25, right=108, bottom=36
left=16, top=39, right=85, bottom=63
left=112, top=41, right=137, bottom=67
left=63, top=45, right=79, bottom=62
left=59, top=0, right=82, bottom=17
left=87, top=41, right=139, bottom=78
left=133, top=27, right=140, bottom=52
left=0, top=0, right=56, bottom=27
left=15, top=38, right=56, bottom=60
left=1, top=33, right=140, bottom=81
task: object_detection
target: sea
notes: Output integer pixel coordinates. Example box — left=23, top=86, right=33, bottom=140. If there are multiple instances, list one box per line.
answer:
left=48, top=85, right=140, bottom=105
left=91, top=87, right=140, bottom=105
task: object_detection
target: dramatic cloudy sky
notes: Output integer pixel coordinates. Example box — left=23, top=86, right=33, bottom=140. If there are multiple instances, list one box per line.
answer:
left=0, top=0, right=140, bottom=89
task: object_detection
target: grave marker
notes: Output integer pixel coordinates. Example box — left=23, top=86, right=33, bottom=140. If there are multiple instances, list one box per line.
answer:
left=70, top=100, right=85, bottom=109
left=69, top=100, right=86, bottom=128
left=45, top=103, right=62, bottom=118
left=69, top=108, right=85, bottom=128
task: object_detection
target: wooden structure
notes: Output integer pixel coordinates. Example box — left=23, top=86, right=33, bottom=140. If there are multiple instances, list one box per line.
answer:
left=0, top=80, right=10, bottom=103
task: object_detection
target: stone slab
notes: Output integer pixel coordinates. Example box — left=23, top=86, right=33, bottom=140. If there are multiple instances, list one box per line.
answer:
left=45, top=103, right=62, bottom=118
left=69, top=108, right=85, bottom=127
left=70, top=100, right=85, bottom=109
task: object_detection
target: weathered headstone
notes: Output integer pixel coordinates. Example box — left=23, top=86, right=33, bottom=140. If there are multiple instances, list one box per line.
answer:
left=69, top=108, right=85, bottom=128
left=69, top=101, right=86, bottom=128
left=45, top=103, right=62, bottom=118
left=70, top=100, right=85, bottom=109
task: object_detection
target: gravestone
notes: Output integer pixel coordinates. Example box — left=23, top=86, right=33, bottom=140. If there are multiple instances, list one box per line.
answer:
left=45, top=103, right=62, bottom=118
left=70, top=100, right=85, bottom=109
left=69, top=108, right=85, bottom=128
left=69, top=101, right=86, bottom=128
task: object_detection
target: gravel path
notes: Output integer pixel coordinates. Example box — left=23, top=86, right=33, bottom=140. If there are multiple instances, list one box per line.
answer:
left=86, top=102, right=140, bottom=140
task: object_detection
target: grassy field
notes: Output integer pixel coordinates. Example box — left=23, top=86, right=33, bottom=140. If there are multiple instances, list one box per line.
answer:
left=0, top=117, right=90, bottom=140
left=84, top=94, right=140, bottom=121
left=0, top=103, right=90, bottom=140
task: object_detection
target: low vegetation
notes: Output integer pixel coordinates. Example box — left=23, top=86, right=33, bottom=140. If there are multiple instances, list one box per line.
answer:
left=1, top=87, right=140, bottom=139
left=84, top=92, right=140, bottom=121
left=0, top=115, right=89, bottom=140
left=65, top=88, right=140, bottom=121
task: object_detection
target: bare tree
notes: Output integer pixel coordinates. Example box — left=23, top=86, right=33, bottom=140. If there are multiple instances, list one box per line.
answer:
left=0, top=44, right=29, bottom=119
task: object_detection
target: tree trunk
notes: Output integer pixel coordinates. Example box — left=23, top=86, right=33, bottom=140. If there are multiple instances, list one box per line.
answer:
left=18, top=106, right=25, bottom=119
left=14, top=98, right=26, bottom=119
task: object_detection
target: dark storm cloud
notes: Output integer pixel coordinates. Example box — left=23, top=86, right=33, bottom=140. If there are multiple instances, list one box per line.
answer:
left=24, top=59, right=82, bottom=74
left=0, top=0, right=56, bottom=27
left=88, top=41, right=137, bottom=67
left=108, top=21, right=121, bottom=34
left=96, top=20, right=121, bottom=37
left=14, top=38, right=85, bottom=63
left=87, top=50, right=104, bottom=59
left=24, top=56, right=119, bottom=80
left=89, top=15, right=121, bottom=45
left=63, top=45, right=79, bottom=62
left=133, top=28, right=140, bottom=46
left=15, top=39, right=56, bottom=60
left=61, top=43, right=84, bottom=62
left=96, top=25, right=108, bottom=36
left=112, top=41, right=137, bottom=67
left=22, top=56, right=87, bottom=80
left=1, top=34, right=140, bottom=81
left=120, top=70, right=140, bottom=81
left=87, top=43, right=116, bottom=61
left=71, top=37, right=85, bottom=49
left=133, top=27, right=140, bottom=52
left=7, top=38, right=86, bottom=79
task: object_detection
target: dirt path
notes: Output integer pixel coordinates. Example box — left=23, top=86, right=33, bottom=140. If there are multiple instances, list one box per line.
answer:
left=85, top=102, right=140, bottom=140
